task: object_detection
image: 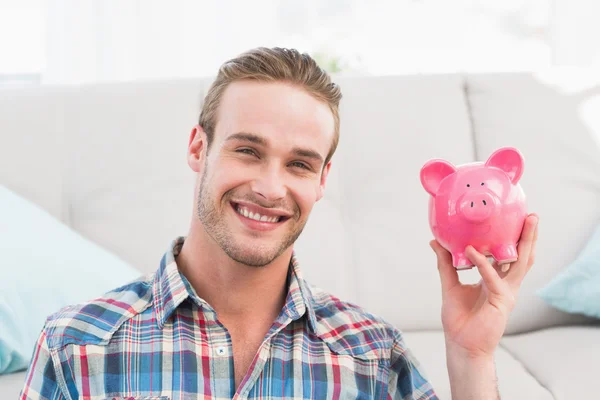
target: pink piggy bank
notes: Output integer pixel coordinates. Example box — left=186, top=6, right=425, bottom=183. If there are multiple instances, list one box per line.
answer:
left=420, top=147, right=527, bottom=270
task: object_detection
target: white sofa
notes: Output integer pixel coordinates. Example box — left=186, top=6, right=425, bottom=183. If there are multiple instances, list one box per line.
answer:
left=1, top=72, right=599, bottom=399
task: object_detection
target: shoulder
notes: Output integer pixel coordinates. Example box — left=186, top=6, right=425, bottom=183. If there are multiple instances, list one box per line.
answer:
left=43, top=274, right=154, bottom=350
left=305, top=281, right=405, bottom=361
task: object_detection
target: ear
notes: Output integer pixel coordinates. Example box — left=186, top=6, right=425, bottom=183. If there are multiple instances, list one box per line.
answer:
left=420, top=159, right=456, bottom=196
left=485, top=147, right=524, bottom=184
left=187, top=124, right=207, bottom=173
left=316, top=161, right=332, bottom=202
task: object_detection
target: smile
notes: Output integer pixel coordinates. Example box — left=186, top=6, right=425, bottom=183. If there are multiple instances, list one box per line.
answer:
left=231, top=202, right=291, bottom=225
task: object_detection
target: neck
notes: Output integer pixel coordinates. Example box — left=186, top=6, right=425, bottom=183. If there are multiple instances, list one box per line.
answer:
left=176, top=221, right=291, bottom=325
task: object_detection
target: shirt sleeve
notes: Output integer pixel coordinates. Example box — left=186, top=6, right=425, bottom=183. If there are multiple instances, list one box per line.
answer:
left=19, top=328, right=65, bottom=400
left=387, top=331, right=439, bottom=400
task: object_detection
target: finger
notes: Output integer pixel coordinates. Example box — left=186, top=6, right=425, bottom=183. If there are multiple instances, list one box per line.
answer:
left=529, top=221, right=538, bottom=267
left=507, top=214, right=539, bottom=287
left=465, top=245, right=507, bottom=296
left=430, top=240, right=459, bottom=294
left=492, top=259, right=510, bottom=278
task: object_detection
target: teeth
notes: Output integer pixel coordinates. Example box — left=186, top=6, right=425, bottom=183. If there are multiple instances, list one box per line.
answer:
left=236, top=205, right=280, bottom=223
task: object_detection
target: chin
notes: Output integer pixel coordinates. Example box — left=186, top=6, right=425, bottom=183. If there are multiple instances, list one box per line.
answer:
left=223, top=241, right=284, bottom=267
left=229, top=252, right=278, bottom=268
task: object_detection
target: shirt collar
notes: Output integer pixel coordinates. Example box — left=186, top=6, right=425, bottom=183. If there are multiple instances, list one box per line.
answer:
left=282, top=251, right=319, bottom=333
left=153, top=236, right=318, bottom=334
left=152, top=236, right=193, bottom=329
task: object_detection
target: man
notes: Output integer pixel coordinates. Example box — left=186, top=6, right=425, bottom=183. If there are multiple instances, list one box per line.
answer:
left=21, top=47, right=538, bottom=399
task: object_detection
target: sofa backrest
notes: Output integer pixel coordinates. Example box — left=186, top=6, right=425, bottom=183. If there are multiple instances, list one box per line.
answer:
left=1, top=72, right=599, bottom=334
left=465, top=72, right=600, bottom=333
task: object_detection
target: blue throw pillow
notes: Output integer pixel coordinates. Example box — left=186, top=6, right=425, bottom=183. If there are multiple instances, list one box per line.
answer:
left=537, top=223, right=600, bottom=319
left=0, top=185, right=142, bottom=374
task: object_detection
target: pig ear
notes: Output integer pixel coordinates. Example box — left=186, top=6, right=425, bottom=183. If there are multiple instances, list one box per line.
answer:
left=420, top=159, right=457, bottom=196
left=485, top=147, right=524, bottom=184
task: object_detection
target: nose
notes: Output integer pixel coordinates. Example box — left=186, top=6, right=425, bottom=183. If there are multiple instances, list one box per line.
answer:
left=251, top=166, right=287, bottom=201
left=459, top=192, right=495, bottom=222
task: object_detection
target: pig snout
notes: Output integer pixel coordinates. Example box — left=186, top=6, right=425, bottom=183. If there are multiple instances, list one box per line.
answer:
left=458, top=191, right=495, bottom=222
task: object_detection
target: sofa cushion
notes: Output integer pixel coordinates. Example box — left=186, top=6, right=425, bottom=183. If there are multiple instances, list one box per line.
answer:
left=0, top=87, right=67, bottom=222
left=0, top=371, right=26, bottom=399
left=298, top=75, right=474, bottom=332
left=0, top=184, right=141, bottom=374
left=537, top=222, right=600, bottom=319
left=501, top=325, right=600, bottom=400
left=63, top=79, right=203, bottom=274
left=466, top=72, right=600, bottom=333
left=403, top=330, right=554, bottom=400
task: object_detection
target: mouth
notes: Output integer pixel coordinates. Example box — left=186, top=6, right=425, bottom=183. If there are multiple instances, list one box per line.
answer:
left=230, top=201, right=292, bottom=229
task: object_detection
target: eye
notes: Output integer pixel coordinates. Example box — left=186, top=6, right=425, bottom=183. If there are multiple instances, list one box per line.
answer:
left=290, top=161, right=311, bottom=170
left=466, top=184, right=470, bottom=187
left=481, top=182, right=485, bottom=186
left=236, top=148, right=258, bottom=157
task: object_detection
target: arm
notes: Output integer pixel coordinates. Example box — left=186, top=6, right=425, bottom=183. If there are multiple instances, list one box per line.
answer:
left=445, top=342, right=500, bottom=400
left=430, top=213, right=539, bottom=400
left=19, top=329, right=65, bottom=400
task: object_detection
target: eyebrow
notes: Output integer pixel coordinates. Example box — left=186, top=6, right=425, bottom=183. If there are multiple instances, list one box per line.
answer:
left=225, top=132, right=267, bottom=146
left=225, top=132, right=325, bottom=165
left=292, top=147, right=324, bottom=164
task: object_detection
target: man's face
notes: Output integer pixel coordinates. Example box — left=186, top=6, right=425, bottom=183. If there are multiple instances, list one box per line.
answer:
left=191, top=81, right=334, bottom=267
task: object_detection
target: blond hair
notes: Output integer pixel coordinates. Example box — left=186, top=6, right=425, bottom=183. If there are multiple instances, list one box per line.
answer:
left=199, top=47, right=342, bottom=167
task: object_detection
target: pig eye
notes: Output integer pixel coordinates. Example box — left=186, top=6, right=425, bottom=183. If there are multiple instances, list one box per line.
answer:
left=481, top=182, right=485, bottom=186
left=466, top=184, right=470, bottom=187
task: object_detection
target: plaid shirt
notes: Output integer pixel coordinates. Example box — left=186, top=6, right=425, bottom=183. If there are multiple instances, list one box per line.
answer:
left=20, top=237, right=438, bottom=400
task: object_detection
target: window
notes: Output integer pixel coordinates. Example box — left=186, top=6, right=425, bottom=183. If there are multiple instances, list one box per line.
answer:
left=2, top=0, right=599, bottom=85
left=0, top=2, right=46, bottom=85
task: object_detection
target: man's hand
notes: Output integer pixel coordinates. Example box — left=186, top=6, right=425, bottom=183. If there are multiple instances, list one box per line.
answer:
left=430, top=213, right=539, bottom=398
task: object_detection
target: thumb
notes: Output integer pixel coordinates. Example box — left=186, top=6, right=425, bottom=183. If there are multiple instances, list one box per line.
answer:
left=430, top=240, right=459, bottom=293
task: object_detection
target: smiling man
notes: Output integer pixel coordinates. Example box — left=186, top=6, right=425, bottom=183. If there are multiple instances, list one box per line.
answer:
left=21, top=48, right=538, bottom=400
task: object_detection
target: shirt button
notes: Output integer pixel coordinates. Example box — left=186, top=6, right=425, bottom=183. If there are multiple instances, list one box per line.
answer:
left=215, top=346, right=228, bottom=356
